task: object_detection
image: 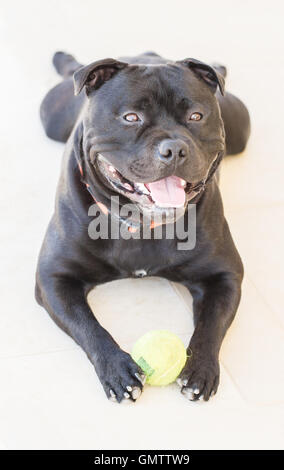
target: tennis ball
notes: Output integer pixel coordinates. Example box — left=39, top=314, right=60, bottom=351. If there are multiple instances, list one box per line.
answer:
left=131, top=330, right=187, bottom=386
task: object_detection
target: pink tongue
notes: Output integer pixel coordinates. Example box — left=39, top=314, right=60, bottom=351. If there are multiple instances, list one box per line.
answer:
left=146, top=176, right=186, bottom=208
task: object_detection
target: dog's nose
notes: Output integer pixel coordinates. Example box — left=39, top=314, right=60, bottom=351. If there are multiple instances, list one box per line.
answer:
left=158, top=139, right=189, bottom=162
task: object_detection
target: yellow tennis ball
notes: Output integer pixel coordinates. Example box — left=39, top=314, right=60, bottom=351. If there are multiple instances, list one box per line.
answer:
left=131, top=330, right=187, bottom=386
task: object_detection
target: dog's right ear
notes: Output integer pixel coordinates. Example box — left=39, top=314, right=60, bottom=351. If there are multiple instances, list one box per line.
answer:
left=73, top=58, right=128, bottom=96
left=177, top=58, right=226, bottom=96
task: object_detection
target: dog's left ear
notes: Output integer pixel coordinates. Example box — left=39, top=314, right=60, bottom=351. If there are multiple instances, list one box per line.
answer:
left=177, top=58, right=225, bottom=96
left=73, top=58, right=128, bottom=96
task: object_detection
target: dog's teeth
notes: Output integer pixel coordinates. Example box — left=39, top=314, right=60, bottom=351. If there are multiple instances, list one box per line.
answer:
left=181, top=179, right=186, bottom=187
left=124, top=183, right=133, bottom=191
left=136, top=183, right=150, bottom=194
left=108, top=165, right=117, bottom=174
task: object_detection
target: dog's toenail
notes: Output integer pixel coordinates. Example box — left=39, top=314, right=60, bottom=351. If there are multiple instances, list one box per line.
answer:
left=132, top=387, right=141, bottom=400
left=109, top=389, right=117, bottom=402
left=194, top=388, right=200, bottom=395
left=199, top=395, right=204, bottom=401
left=126, top=386, right=132, bottom=392
left=108, top=165, right=116, bottom=174
left=124, top=392, right=130, bottom=399
left=182, top=388, right=194, bottom=401
left=182, top=379, right=188, bottom=386
left=135, top=373, right=146, bottom=385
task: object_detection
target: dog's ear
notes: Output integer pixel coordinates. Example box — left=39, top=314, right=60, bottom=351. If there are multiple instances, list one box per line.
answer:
left=177, top=58, right=225, bottom=96
left=73, top=58, right=128, bottom=96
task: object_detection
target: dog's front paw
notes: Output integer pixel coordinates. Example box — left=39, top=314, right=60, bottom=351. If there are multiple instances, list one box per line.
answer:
left=95, top=348, right=146, bottom=404
left=177, top=350, right=220, bottom=402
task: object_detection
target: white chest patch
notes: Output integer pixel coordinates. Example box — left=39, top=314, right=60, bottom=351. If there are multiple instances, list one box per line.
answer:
left=133, top=269, right=147, bottom=278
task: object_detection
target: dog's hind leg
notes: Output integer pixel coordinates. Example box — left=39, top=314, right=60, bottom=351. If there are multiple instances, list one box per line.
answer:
left=40, top=52, right=85, bottom=143
left=217, top=90, right=251, bottom=155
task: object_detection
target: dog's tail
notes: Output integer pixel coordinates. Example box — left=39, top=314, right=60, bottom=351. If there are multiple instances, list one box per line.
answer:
left=52, top=51, right=83, bottom=79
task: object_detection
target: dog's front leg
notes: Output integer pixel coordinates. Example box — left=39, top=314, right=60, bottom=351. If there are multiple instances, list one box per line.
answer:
left=35, top=274, right=145, bottom=402
left=178, top=273, right=242, bottom=401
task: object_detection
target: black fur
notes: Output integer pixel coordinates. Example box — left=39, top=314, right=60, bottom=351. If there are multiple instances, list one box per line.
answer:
left=36, top=51, right=250, bottom=402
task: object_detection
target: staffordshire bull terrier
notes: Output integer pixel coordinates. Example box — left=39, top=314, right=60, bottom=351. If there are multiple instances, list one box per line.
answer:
left=36, top=51, right=250, bottom=403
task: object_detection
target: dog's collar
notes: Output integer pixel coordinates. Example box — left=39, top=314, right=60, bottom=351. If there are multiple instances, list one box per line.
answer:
left=191, top=151, right=223, bottom=196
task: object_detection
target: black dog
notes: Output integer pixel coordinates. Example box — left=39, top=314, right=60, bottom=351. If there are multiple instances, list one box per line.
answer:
left=36, top=51, right=250, bottom=403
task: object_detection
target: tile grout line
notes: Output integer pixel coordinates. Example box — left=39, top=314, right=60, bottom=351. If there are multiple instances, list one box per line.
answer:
left=221, top=360, right=284, bottom=407
left=244, top=269, right=284, bottom=331
left=168, top=281, right=193, bottom=314
left=220, top=360, right=249, bottom=405
left=222, top=200, right=284, bottom=212
left=169, top=277, right=284, bottom=407
left=0, top=346, right=78, bottom=361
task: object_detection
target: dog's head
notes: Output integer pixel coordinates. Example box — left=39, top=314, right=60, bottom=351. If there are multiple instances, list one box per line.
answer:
left=74, top=56, right=225, bottom=226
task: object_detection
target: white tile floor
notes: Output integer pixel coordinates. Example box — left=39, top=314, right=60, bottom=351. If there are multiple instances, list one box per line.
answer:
left=0, top=0, right=283, bottom=450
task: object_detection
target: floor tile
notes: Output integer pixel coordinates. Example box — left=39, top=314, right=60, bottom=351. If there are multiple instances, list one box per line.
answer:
left=1, top=0, right=284, bottom=451
left=3, top=350, right=279, bottom=450
left=221, top=276, right=284, bottom=405
left=173, top=273, right=284, bottom=405
left=224, top=205, right=284, bottom=328
left=87, top=277, right=195, bottom=352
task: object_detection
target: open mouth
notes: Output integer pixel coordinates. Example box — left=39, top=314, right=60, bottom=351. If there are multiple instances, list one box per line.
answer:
left=96, top=154, right=204, bottom=213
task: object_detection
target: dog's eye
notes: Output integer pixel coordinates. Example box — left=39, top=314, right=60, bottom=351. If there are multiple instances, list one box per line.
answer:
left=188, top=112, right=203, bottom=121
left=124, top=113, right=140, bottom=122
